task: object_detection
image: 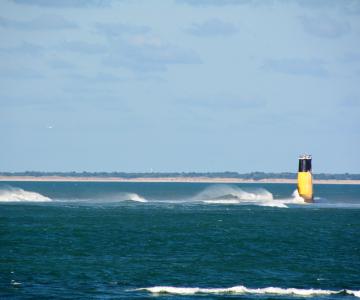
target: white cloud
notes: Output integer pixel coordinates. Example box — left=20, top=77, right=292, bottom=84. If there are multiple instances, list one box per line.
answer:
left=262, top=58, right=328, bottom=77
left=186, top=19, right=238, bottom=37
left=57, top=41, right=107, bottom=54
left=96, top=22, right=150, bottom=37
left=11, top=0, right=110, bottom=8
left=300, top=16, right=350, bottom=38
left=103, top=36, right=202, bottom=72
left=0, top=14, right=77, bottom=30
left=176, top=0, right=250, bottom=6
left=0, top=42, right=43, bottom=56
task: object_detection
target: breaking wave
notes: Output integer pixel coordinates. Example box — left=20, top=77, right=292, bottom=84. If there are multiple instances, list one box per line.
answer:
left=194, top=185, right=305, bottom=208
left=114, top=192, right=147, bottom=203
left=0, top=184, right=315, bottom=207
left=57, top=192, right=148, bottom=203
left=0, top=186, right=51, bottom=202
left=196, top=185, right=274, bottom=201
left=136, top=285, right=360, bottom=297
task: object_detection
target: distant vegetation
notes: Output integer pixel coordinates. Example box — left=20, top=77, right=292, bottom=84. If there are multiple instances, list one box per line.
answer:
left=1, top=171, right=360, bottom=180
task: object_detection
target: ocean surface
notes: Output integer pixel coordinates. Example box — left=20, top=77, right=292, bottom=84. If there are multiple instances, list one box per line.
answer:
left=1, top=182, right=359, bottom=299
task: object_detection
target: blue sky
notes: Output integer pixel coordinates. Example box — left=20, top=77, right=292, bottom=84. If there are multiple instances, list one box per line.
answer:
left=1, top=0, right=359, bottom=173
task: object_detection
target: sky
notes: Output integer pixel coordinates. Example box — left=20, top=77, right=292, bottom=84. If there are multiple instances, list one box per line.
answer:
left=0, top=0, right=359, bottom=173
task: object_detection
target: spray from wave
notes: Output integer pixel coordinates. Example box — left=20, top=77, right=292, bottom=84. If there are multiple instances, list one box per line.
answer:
left=136, top=285, right=360, bottom=298
left=193, top=185, right=305, bottom=208
left=196, top=185, right=274, bottom=201
left=113, top=192, right=147, bottom=203
left=0, top=184, right=308, bottom=207
left=57, top=192, right=148, bottom=204
left=291, top=189, right=306, bottom=202
left=0, top=186, right=51, bottom=202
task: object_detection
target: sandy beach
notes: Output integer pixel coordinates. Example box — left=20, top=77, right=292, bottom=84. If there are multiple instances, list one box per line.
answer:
left=0, top=176, right=359, bottom=185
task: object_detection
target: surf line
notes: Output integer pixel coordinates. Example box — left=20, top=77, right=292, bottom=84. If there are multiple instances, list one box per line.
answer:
left=134, top=286, right=360, bottom=297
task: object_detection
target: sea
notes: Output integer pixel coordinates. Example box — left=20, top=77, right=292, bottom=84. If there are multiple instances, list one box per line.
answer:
left=0, top=181, right=359, bottom=299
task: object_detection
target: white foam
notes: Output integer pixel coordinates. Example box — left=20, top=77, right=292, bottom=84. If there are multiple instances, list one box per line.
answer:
left=291, top=189, right=307, bottom=203
left=202, top=199, right=289, bottom=208
left=258, top=201, right=289, bottom=208
left=117, top=192, right=147, bottom=202
left=195, top=185, right=302, bottom=208
left=0, top=186, right=51, bottom=202
left=350, top=290, right=360, bottom=298
left=257, top=190, right=307, bottom=208
left=10, top=280, right=22, bottom=286
left=203, top=199, right=241, bottom=204
left=136, top=285, right=360, bottom=297
left=195, top=185, right=274, bottom=201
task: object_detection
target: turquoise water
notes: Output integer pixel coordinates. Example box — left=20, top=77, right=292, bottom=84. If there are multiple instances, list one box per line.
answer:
left=1, top=182, right=360, bottom=299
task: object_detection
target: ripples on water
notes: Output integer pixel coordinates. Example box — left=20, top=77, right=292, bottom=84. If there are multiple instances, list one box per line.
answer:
left=1, top=182, right=360, bottom=299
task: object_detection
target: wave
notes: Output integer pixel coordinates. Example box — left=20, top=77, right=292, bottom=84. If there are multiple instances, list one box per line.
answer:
left=0, top=186, right=51, bottom=202
left=195, top=185, right=273, bottom=201
left=115, top=192, right=147, bottom=203
left=0, top=186, right=147, bottom=203
left=55, top=192, right=148, bottom=204
left=203, top=199, right=242, bottom=205
left=136, top=285, right=360, bottom=297
left=194, top=185, right=305, bottom=208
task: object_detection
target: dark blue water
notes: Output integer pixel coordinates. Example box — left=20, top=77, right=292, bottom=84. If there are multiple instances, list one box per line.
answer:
left=1, top=182, right=360, bottom=299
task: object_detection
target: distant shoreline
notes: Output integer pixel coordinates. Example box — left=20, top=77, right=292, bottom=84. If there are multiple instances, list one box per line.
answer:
left=0, top=176, right=359, bottom=185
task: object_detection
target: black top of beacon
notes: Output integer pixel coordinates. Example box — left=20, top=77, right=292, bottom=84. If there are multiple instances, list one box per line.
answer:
left=298, top=154, right=312, bottom=172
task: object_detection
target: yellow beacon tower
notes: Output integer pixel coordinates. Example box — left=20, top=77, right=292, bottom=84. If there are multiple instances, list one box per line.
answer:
left=297, top=154, right=313, bottom=203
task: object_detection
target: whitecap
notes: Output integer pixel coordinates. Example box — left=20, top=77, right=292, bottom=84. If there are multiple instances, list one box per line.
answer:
left=195, top=185, right=294, bottom=208
left=202, top=199, right=241, bottom=204
left=136, top=285, right=360, bottom=297
left=10, top=280, right=22, bottom=286
left=0, top=186, right=51, bottom=202
left=121, top=192, right=147, bottom=202
left=195, top=185, right=274, bottom=202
